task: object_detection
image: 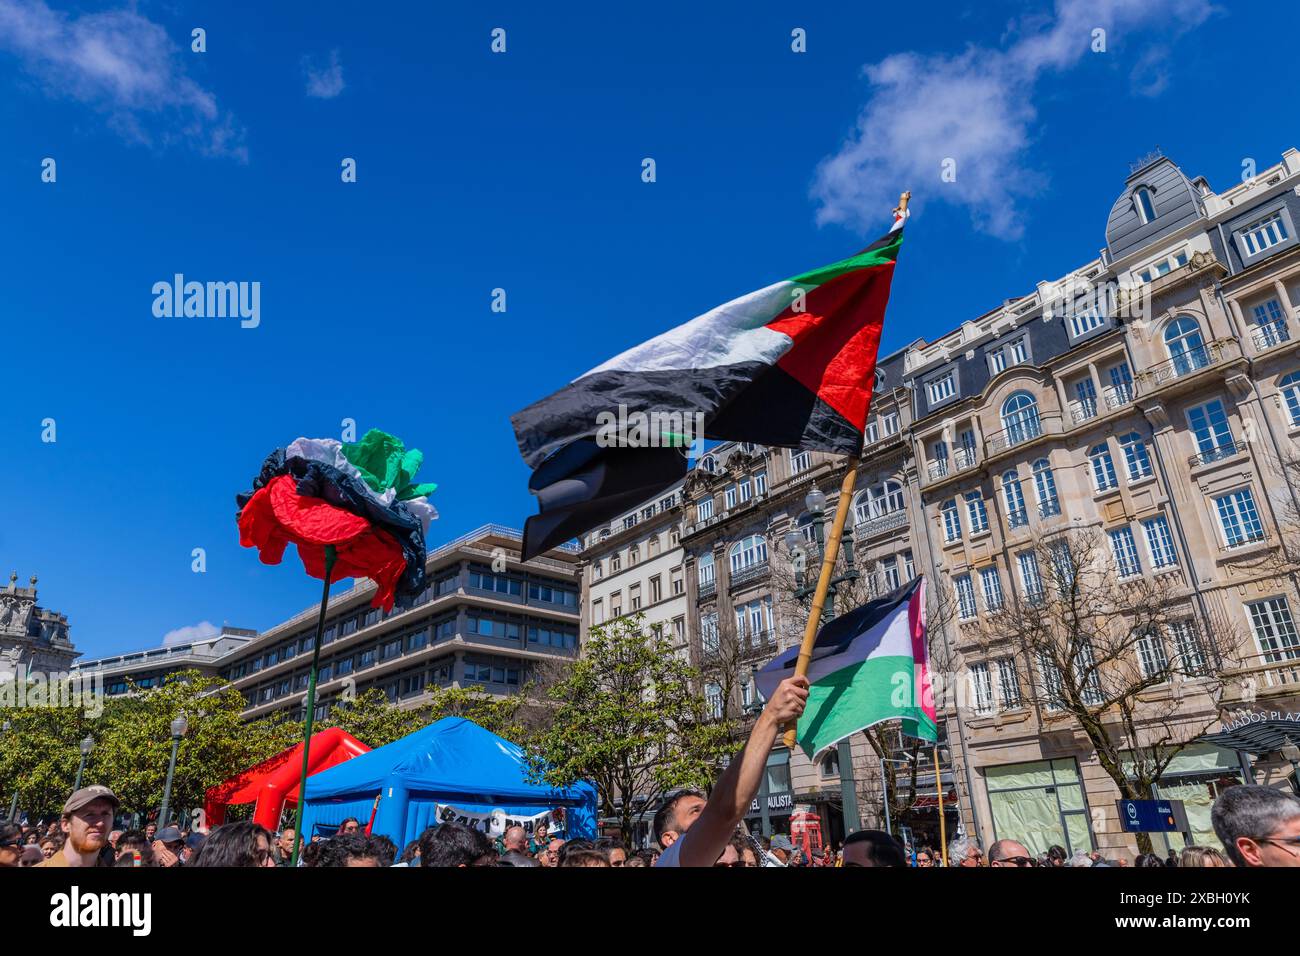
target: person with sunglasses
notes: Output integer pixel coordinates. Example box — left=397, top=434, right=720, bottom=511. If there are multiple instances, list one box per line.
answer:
left=988, top=839, right=1034, bottom=867
left=913, top=845, right=934, bottom=867
left=1211, top=784, right=1300, bottom=867
left=0, top=823, right=23, bottom=868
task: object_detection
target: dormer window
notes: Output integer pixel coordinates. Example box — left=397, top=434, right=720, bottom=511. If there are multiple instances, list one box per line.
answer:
left=1134, top=187, right=1157, bottom=225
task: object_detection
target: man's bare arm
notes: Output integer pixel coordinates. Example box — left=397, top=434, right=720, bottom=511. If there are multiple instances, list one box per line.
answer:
left=676, top=676, right=808, bottom=867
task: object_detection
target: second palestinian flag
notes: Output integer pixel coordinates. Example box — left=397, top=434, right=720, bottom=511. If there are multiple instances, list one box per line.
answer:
left=755, top=577, right=936, bottom=758
left=512, top=213, right=905, bottom=559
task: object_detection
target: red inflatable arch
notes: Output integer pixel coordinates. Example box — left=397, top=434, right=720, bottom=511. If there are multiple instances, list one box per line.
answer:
left=204, top=727, right=370, bottom=830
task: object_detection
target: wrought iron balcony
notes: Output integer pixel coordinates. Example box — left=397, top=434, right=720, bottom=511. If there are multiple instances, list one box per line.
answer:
left=857, top=508, right=909, bottom=538
left=1187, top=439, right=1247, bottom=469
left=985, top=414, right=1061, bottom=455
left=697, top=579, right=716, bottom=599
left=1071, top=400, right=1098, bottom=424
left=927, top=446, right=979, bottom=483
left=1252, top=318, right=1292, bottom=351
left=1037, top=501, right=1062, bottom=519
left=1146, top=343, right=1220, bottom=387
left=1007, top=509, right=1030, bottom=529
left=728, top=560, right=770, bottom=588
left=1104, top=383, right=1137, bottom=408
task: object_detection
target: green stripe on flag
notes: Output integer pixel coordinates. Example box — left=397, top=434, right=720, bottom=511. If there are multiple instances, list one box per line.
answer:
left=787, top=232, right=903, bottom=287
left=795, top=653, right=937, bottom=758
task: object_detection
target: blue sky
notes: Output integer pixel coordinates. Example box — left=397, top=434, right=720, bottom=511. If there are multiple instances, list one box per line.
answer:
left=2, top=0, right=1298, bottom=657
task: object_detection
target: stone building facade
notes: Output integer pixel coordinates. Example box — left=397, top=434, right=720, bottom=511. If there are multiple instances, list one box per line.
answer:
left=905, top=148, right=1300, bottom=858
left=0, top=573, right=78, bottom=680
left=574, top=146, right=1300, bottom=859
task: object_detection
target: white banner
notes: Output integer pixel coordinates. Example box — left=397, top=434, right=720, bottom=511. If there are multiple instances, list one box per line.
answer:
left=435, top=803, right=565, bottom=838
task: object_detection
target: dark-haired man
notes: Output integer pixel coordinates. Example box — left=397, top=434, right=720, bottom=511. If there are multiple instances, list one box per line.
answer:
left=418, top=822, right=496, bottom=867
left=654, top=675, right=808, bottom=867
left=842, top=829, right=906, bottom=867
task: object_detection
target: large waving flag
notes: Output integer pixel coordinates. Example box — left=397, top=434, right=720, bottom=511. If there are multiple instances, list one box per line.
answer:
left=511, top=214, right=905, bottom=559
left=756, top=577, right=936, bottom=758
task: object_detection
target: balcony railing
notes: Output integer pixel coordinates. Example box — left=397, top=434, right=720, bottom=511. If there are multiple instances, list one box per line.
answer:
left=1007, top=509, right=1030, bottom=529
left=985, top=414, right=1061, bottom=456
left=728, top=561, right=770, bottom=588
left=1146, top=343, right=1221, bottom=387
left=1252, top=318, right=1292, bottom=351
left=857, top=508, right=909, bottom=538
left=1104, top=383, right=1137, bottom=408
left=1187, top=439, right=1248, bottom=469
left=1222, top=650, right=1300, bottom=702
left=698, top=579, right=716, bottom=599
left=927, top=446, right=979, bottom=483
left=1038, top=501, right=1062, bottom=519
left=1071, top=399, right=1098, bottom=424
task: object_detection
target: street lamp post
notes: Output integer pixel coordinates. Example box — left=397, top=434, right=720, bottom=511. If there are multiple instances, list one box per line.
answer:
left=786, top=486, right=862, bottom=838
left=74, top=734, right=94, bottom=791
left=744, top=666, right=772, bottom=837
left=2, top=720, right=18, bottom=822
left=159, top=714, right=188, bottom=828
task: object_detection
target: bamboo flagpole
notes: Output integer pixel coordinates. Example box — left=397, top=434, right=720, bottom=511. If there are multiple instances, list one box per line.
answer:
left=782, top=191, right=910, bottom=751
left=934, top=746, right=948, bottom=867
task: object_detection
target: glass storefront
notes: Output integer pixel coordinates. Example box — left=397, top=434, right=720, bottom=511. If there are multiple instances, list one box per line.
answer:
left=985, top=758, right=1094, bottom=856
left=1143, top=744, right=1243, bottom=854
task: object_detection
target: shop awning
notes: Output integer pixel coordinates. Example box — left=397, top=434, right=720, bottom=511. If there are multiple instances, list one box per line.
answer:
left=1199, top=712, right=1300, bottom=757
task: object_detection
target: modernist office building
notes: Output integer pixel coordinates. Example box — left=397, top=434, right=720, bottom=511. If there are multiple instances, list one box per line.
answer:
left=72, top=526, right=581, bottom=723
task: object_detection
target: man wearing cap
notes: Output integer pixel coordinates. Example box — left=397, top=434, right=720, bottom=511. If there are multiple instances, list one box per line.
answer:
left=152, top=826, right=186, bottom=867
left=37, top=785, right=118, bottom=867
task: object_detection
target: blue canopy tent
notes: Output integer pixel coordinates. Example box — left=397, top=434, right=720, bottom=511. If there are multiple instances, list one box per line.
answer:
left=298, top=717, right=597, bottom=848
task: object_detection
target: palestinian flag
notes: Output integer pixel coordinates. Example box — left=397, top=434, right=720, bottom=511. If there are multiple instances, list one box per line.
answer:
left=755, top=577, right=936, bottom=758
left=237, top=429, right=438, bottom=612
left=511, top=212, right=906, bottom=559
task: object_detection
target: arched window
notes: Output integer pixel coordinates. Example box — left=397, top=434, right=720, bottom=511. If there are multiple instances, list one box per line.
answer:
left=1089, top=442, right=1118, bottom=491
left=1134, top=187, right=1157, bottom=225
left=1280, top=372, right=1300, bottom=427
left=729, top=535, right=768, bottom=573
left=1163, top=317, right=1207, bottom=375
left=1117, top=432, right=1152, bottom=481
left=1002, top=470, right=1027, bottom=527
left=1001, top=391, right=1041, bottom=446
left=1032, top=458, right=1060, bottom=517
left=628, top=546, right=639, bottom=565
left=855, top=480, right=905, bottom=524
left=698, top=552, right=715, bottom=587
left=700, top=456, right=716, bottom=474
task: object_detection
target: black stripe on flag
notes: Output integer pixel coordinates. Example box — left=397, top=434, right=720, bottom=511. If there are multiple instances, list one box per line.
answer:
left=520, top=439, right=687, bottom=560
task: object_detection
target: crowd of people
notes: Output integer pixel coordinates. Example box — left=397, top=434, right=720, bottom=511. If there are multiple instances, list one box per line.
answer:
left=3, top=676, right=1297, bottom=869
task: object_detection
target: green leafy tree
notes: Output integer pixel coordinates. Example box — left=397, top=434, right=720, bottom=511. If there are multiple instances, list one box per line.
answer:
left=523, top=614, right=737, bottom=841
left=91, top=670, right=297, bottom=822
left=0, top=696, right=94, bottom=819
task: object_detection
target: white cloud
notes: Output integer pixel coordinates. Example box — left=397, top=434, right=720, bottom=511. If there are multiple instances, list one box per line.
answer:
left=811, top=0, right=1214, bottom=240
left=161, top=621, right=219, bottom=647
left=302, top=49, right=344, bottom=99
left=0, top=0, right=246, bottom=160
